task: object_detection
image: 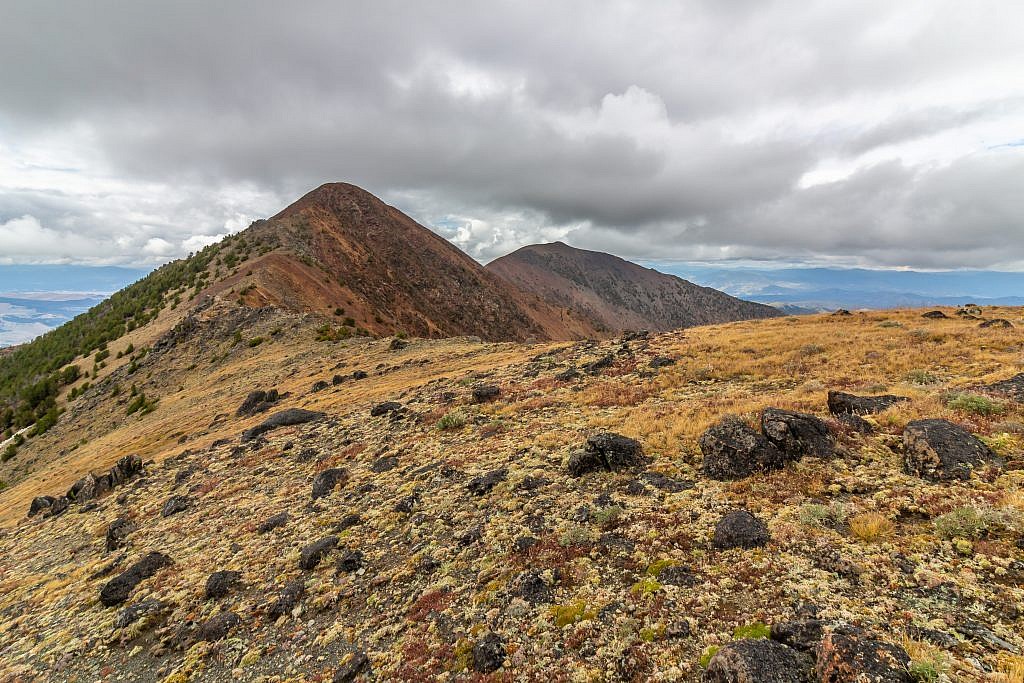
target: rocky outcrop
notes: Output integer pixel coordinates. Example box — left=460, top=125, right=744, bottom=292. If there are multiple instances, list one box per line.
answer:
left=99, top=552, right=172, bottom=607
left=760, top=408, right=834, bottom=458
left=241, top=408, right=325, bottom=442
left=567, top=433, right=645, bottom=476
left=816, top=627, right=911, bottom=682
left=827, top=391, right=907, bottom=416
left=903, top=419, right=1000, bottom=481
left=704, top=639, right=806, bottom=682
left=700, top=418, right=788, bottom=480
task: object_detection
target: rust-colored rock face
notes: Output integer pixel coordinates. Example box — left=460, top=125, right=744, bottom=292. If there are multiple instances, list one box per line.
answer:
left=486, top=241, right=782, bottom=333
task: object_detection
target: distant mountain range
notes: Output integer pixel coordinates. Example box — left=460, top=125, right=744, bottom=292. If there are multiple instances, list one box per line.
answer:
left=487, top=242, right=780, bottom=332
left=653, top=264, right=1024, bottom=311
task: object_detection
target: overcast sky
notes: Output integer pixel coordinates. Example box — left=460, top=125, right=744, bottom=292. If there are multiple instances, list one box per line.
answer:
left=1, top=1, right=1022, bottom=269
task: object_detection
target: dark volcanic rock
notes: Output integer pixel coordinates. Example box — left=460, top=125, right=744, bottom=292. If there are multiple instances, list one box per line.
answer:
left=160, top=495, right=190, bottom=517
left=241, top=408, right=325, bottom=442
left=704, top=639, right=806, bottom=682
left=903, top=419, right=1000, bottom=481
left=114, top=598, right=167, bottom=629
left=466, top=468, right=508, bottom=496
left=370, top=456, right=399, bottom=473
left=336, top=549, right=363, bottom=573
left=99, top=551, right=172, bottom=607
left=267, top=579, right=305, bottom=618
left=105, top=517, right=137, bottom=552
left=640, top=470, right=692, bottom=493
left=583, top=353, right=615, bottom=374
left=258, top=512, right=289, bottom=533
left=205, top=570, right=242, bottom=600
left=513, top=570, right=552, bottom=604
left=827, top=391, right=908, bottom=416
left=835, top=413, right=874, bottom=434
left=712, top=510, right=770, bottom=550
left=46, top=496, right=70, bottom=517
left=28, top=495, right=56, bottom=517
left=311, top=468, right=350, bottom=500
left=761, top=408, right=834, bottom=458
left=67, top=472, right=99, bottom=503
left=108, top=454, right=144, bottom=487
left=311, top=380, right=330, bottom=393
left=370, top=401, right=402, bottom=417
left=333, top=651, right=370, bottom=683
left=299, top=536, right=339, bottom=570
left=922, top=310, right=949, bottom=319
left=389, top=337, right=409, bottom=351
left=699, top=418, right=788, bottom=480
left=657, top=565, right=698, bottom=586
left=554, top=366, right=580, bottom=382
left=471, top=384, right=501, bottom=403
left=567, top=432, right=645, bottom=476
left=816, top=627, right=911, bottom=682
left=983, top=373, right=1024, bottom=401
left=771, top=619, right=827, bottom=651
left=650, top=355, right=676, bottom=369
left=197, top=611, right=239, bottom=641
left=236, top=389, right=280, bottom=417
left=472, top=633, right=506, bottom=673
left=979, top=318, right=1013, bottom=329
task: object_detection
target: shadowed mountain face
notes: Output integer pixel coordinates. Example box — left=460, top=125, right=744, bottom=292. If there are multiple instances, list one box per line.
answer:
left=217, top=183, right=601, bottom=342
left=486, top=242, right=782, bottom=333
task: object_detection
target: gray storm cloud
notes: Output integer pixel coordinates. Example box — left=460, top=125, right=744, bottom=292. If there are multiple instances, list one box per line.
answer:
left=0, top=0, right=1022, bottom=267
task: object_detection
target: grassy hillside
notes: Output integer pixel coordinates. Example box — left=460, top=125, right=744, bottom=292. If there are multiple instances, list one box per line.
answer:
left=0, top=307, right=1022, bottom=680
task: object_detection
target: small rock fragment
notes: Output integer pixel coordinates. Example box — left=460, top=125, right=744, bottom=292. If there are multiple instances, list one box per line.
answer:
left=299, top=536, right=339, bottom=570
left=712, top=510, right=770, bottom=550
left=205, top=570, right=242, bottom=600
left=312, top=468, right=350, bottom=500
left=472, top=633, right=506, bottom=673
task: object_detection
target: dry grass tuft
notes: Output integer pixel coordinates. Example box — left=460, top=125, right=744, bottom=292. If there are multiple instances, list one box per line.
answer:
left=849, top=512, right=896, bottom=542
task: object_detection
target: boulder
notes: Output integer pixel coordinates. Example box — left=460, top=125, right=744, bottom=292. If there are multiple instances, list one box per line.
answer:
left=46, top=496, right=70, bottom=517
left=832, top=309, right=852, bottom=316
left=99, top=551, right=172, bottom=607
left=704, top=639, right=806, bottom=682
left=241, top=408, right=325, bottom=442
left=114, top=598, right=167, bottom=629
left=472, top=384, right=501, bottom=403
left=160, top=495, right=191, bottom=517
left=299, top=536, right=339, bottom=570
left=67, top=472, right=99, bottom=503
left=472, top=633, right=506, bottom=673
left=903, top=419, right=1000, bottom=481
left=827, top=391, right=907, bottom=416
left=28, top=496, right=56, bottom=517
left=466, top=468, right=508, bottom=496
left=712, top=510, right=770, bottom=550
left=312, top=468, right=350, bottom=500
left=761, top=408, right=834, bottom=458
left=979, top=318, right=1012, bottom=329
left=983, top=373, right=1024, bottom=402
left=105, top=517, right=137, bottom=552
left=816, top=627, right=911, bottom=682
left=235, top=389, right=280, bottom=417
left=389, top=337, right=409, bottom=351
left=370, top=401, right=402, bottom=417
left=109, top=454, right=143, bottom=487
left=770, top=619, right=827, bottom=651
left=554, top=367, right=580, bottom=382
left=258, top=512, right=290, bottom=533
left=512, top=570, right=552, bottom=604
left=567, top=432, right=645, bottom=476
left=205, top=570, right=242, bottom=600
left=699, top=418, right=788, bottom=480
left=921, top=310, right=949, bottom=319
left=197, top=611, right=239, bottom=641
left=336, top=549, right=363, bottom=573
left=267, top=579, right=305, bottom=618
left=334, top=651, right=370, bottom=683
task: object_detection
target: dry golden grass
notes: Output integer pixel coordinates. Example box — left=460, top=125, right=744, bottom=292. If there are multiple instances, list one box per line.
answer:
left=850, top=512, right=896, bottom=542
left=995, top=654, right=1024, bottom=683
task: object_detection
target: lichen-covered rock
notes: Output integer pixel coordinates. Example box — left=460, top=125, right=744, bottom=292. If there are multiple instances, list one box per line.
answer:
left=712, top=510, right=770, bottom=550
left=761, top=408, right=834, bottom=458
left=369, top=401, right=402, bottom=417
left=105, top=517, right=137, bottom=553
left=567, top=432, right=646, bottom=477
left=28, top=496, right=55, bottom=517
left=333, top=651, right=370, bottom=683
left=197, top=610, right=239, bottom=641
left=99, top=551, right=172, bottom=607
left=770, top=619, right=826, bottom=651
left=700, top=418, right=788, bottom=480
left=267, top=579, right=305, bottom=618
left=299, top=536, right=339, bottom=570
left=241, top=408, right=325, bottom=442
left=827, top=391, right=907, bottom=416
left=160, top=495, right=191, bottom=517
left=258, top=511, right=290, bottom=533
left=816, top=627, right=911, bottom=682
left=512, top=570, right=552, bottom=604
left=466, top=468, right=507, bottom=496
left=472, top=633, right=506, bottom=673
left=704, top=639, right=807, bottom=682
left=903, top=419, right=999, bottom=481
left=472, top=384, right=501, bottom=403
left=66, top=472, right=99, bottom=503
left=311, top=468, right=350, bottom=500
left=205, top=570, right=242, bottom=600
left=114, top=598, right=167, bottom=629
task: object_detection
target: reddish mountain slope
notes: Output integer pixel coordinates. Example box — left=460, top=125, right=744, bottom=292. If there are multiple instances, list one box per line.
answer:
left=220, top=184, right=599, bottom=341
left=486, top=241, right=782, bottom=333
